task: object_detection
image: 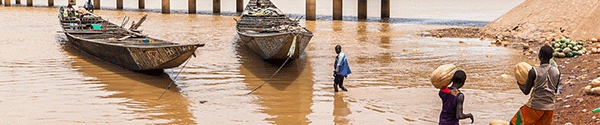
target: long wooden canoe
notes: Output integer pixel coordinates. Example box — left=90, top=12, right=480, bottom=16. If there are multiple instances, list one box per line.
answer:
left=59, top=9, right=203, bottom=71
left=236, top=0, right=313, bottom=60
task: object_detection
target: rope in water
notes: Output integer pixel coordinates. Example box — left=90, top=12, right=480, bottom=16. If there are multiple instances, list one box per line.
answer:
left=245, top=34, right=297, bottom=95
left=244, top=56, right=292, bottom=95
left=158, top=57, right=192, bottom=100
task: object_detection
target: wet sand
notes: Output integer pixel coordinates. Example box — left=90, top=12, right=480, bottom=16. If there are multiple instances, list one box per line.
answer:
left=0, top=1, right=533, bottom=124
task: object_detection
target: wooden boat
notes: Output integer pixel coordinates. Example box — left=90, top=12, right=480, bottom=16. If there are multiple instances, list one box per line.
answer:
left=58, top=8, right=203, bottom=71
left=236, top=0, right=313, bottom=60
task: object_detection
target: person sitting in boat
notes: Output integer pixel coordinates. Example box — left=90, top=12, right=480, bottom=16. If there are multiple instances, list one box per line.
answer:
left=60, top=6, right=68, bottom=18
left=253, top=1, right=264, bottom=9
left=66, top=3, right=78, bottom=18
left=83, top=0, right=94, bottom=13
left=439, top=70, right=474, bottom=125
left=68, top=0, right=76, bottom=9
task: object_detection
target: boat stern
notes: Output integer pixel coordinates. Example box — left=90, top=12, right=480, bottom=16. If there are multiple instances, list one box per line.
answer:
left=128, top=45, right=200, bottom=70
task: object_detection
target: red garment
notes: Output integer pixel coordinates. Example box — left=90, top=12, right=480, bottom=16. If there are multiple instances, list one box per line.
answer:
left=439, top=87, right=459, bottom=125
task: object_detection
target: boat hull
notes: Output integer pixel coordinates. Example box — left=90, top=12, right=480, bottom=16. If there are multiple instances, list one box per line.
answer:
left=65, top=33, right=199, bottom=70
left=237, top=30, right=313, bottom=60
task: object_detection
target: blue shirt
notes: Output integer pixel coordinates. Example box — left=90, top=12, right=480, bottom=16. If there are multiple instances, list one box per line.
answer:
left=334, top=52, right=352, bottom=76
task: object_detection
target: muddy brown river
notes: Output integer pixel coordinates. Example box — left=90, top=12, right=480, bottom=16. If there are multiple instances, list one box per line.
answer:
left=1, top=1, right=531, bottom=124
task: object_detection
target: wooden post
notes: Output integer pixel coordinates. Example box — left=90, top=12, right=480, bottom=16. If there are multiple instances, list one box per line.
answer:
left=236, top=0, right=242, bottom=13
left=358, top=0, right=367, bottom=19
left=4, top=0, right=10, bottom=6
left=27, top=0, right=32, bottom=6
left=16, top=0, right=20, bottom=5
left=213, top=0, right=220, bottom=14
left=188, top=0, right=195, bottom=14
left=116, top=0, right=122, bottom=9
left=162, top=0, right=170, bottom=14
left=306, top=0, right=315, bottom=20
left=70, top=0, right=75, bottom=5
left=93, top=0, right=99, bottom=9
left=48, top=0, right=53, bottom=6
left=381, top=0, right=389, bottom=19
left=333, top=0, right=342, bottom=20
left=138, top=0, right=144, bottom=9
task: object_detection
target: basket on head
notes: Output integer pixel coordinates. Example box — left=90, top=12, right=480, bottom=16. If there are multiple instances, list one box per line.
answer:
left=431, top=64, right=457, bottom=89
left=514, top=62, right=532, bottom=85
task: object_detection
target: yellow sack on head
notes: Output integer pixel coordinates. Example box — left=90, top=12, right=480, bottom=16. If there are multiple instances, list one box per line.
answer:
left=489, top=120, right=509, bottom=125
left=431, top=64, right=457, bottom=89
left=514, top=62, right=532, bottom=85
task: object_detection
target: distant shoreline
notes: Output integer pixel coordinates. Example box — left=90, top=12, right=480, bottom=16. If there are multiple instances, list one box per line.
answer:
left=1, top=5, right=489, bottom=27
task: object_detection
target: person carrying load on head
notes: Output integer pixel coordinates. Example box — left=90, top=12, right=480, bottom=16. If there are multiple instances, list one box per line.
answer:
left=60, top=6, right=68, bottom=18
left=438, top=69, right=474, bottom=125
left=66, top=1, right=80, bottom=18
left=333, top=45, right=351, bottom=92
left=510, top=45, right=561, bottom=125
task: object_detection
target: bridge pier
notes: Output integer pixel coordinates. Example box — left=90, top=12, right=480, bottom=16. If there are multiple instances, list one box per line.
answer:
left=358, top=0, right=367, bottom=19
left=236, top=0, right=242, bottom=13
left=117, top=0, right=122, bottom=9
left=162, top=0, right=169, bottom=14
left=333, top=0, right=342, bottom=20
left=381, top=0, right=389, bottom=19
left=213, top=0, right=220, bottom=14
left=188, top=0, right=195, bottom=14
left=6, top=0, right=394, bottom=21
left=138, top=0, right=143, bottom=9
left=93, top=0, right=99, bottom=9
left=306, top=0, right=315, bottom=20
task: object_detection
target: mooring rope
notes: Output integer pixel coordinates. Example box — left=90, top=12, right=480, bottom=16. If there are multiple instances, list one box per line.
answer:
left=245, top=34, right=297, bottom=95
left=158, top=57, right=192, bottom=100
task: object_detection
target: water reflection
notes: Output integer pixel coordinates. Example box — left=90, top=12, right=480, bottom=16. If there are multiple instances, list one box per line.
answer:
left=378, top=23, right=392, bottom=63
left=59, top=35, right=195, bottom=124
left=305, top=21, right=316, bottom=34
left=333, top=93, right=351, bottom=124
left=332, top=21, right=343, bottom=32
left=0, top=5, right=535, bottom=124
left=236, top=37, right=314, bottom=124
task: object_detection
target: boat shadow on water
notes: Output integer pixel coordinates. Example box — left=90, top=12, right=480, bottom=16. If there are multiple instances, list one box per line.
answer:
left=235, top=35, right=316, bottom=124
left=234, top=35, right=306, bottom=91
left=56, top=34, right=196, bottom=124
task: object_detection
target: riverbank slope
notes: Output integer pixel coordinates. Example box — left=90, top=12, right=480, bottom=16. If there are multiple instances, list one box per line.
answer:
left=482, top=0, right=600, bottom=41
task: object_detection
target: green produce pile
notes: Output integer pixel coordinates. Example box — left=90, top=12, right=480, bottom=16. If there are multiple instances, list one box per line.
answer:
left=552, top=37, right=586, bottom=58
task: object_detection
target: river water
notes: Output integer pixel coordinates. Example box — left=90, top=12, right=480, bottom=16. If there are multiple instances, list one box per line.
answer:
left=1, top=0, right=531, bottom=124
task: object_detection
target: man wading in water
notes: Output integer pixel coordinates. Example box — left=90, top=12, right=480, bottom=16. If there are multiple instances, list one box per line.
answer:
left=439, top=70, right=474, bottom=125
left=333, top=45, right=351, bottom=92
left=510, top=45, right=560, bottom=125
